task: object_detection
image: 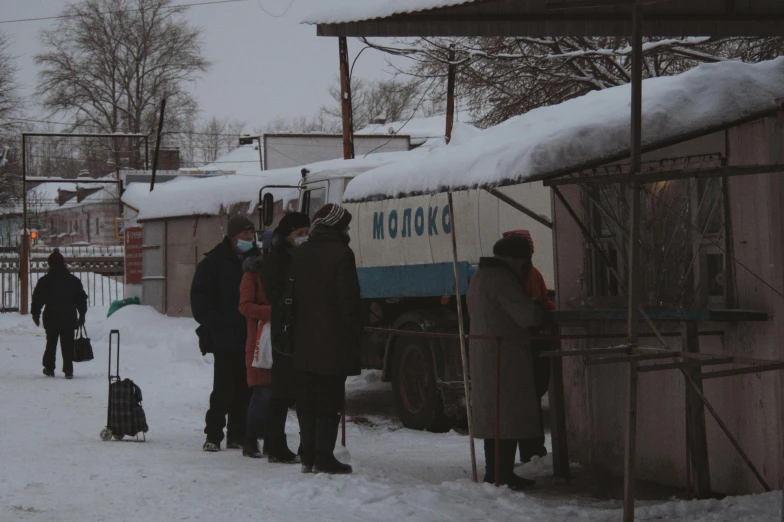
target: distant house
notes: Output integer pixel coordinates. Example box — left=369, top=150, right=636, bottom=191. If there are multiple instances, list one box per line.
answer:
left=27, top=177, right=122, bottom=247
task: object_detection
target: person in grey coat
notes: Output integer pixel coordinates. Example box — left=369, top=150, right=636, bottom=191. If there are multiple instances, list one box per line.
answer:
left=467, top=235, right=543, bottom=490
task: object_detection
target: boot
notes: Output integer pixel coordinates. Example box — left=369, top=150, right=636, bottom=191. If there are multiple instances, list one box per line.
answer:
left=298, top=411, right=317, bottom=474
left=243, top=428, right=262, bottom=459
left=314, top=414, right=352, bottom=475
left=265, top=400, right=299, bottom=464
left=500, top=440, right=535, bottom=491
left=43, top=367, right=54, bottom=377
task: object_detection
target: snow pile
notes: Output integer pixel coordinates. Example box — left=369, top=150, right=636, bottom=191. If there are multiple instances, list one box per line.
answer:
left=343, top=58, right=784, bottom=202
left=1, top=306, right=783, bottom=521
left=303, top=0, right=477, bottom=24
left=198, top=144, right=262, bottom=174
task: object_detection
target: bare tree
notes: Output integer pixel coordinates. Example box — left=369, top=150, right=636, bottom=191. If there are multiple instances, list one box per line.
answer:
left=0, top=30, right=24, bottom=210
left=372, top=36, right=784, bottom=127
left=35, top=0, right=209, bottom=167
left=323, top=77, right=425, bottom=130
left=260, top=114, right=341, bottom=135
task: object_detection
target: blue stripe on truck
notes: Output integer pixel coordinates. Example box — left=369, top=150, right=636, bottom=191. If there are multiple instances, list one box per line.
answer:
left=356, top=262, right=477, bottom=300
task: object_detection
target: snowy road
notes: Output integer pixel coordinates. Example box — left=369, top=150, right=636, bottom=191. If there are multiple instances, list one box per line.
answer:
left=0, top=306, right=780, bottom=521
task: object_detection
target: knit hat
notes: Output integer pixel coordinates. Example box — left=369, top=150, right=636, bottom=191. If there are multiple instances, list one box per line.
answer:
left=227, top=214, right=255, bottom=239
left=48, top=249, right=65, bottom=267
left=274, top=212, right=311, bottom=238
left=493, top=235, right=532, bottom=259
left=502, top=229, right=534, bottom=254
left=311, top=204, right=352, bottom=231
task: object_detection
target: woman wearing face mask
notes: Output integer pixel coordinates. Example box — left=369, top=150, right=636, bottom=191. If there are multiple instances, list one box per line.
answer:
left=258, top=212, right=311, bottom=463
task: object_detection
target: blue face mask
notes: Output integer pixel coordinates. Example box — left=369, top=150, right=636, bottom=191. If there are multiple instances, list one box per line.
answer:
left=235, top=239, right=254, bottom=253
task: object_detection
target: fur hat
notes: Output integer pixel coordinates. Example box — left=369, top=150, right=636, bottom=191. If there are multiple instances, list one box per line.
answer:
left=227, top=214, right=255, bottom=239
left=274, top=212, right=311, bottom=238
left=311, top=204, right=352, bottom=231
left=502, top=230, right=534, bottom=254
left=493, top=235, right=532, bottom=259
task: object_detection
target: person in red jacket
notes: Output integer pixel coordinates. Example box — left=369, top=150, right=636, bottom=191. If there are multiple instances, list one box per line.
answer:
left=238, top=255, right=297, bottom=463
left=502, top=230, right=553, bottom=462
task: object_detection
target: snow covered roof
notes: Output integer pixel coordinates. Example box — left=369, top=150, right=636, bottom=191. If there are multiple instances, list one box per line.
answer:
left=124, top=147, right=433, bottom=221
left=343, top=58, right=784, bottom=202
left=303, top=0, right=477, bottom=24
left=27, top=176, right=119, bottom=212
left=198, top=144, right=261, bottom=174
left=356, top=115, right=476, bottom=146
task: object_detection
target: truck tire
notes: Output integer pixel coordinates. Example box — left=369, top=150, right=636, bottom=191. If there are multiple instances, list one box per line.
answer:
left=391, top=333, right=451, bottom=433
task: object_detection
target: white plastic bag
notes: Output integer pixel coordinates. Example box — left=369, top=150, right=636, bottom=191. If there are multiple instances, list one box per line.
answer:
left=252, top=321, right=273, bottom=369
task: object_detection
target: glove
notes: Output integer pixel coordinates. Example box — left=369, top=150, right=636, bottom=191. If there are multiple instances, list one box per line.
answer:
left=33, top=316, right=40, bottom=327
left=78, top=315, right=86, bottom=326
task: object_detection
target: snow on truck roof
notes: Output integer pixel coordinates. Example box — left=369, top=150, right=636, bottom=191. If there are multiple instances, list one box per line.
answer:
left=342, top=58, right=784, bottom=203
left=123, top=147, right=431, bottom=221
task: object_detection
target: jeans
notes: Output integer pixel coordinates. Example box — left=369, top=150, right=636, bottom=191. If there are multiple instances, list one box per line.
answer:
left=246, top=385, right=273, bottom=439
left=43, top=328, right=75, bottom=374
left=204, top=350, right=251, bottom=444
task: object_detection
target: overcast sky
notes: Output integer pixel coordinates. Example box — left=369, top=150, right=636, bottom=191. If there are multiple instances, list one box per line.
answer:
left=2, top=0, right=398, bottom=130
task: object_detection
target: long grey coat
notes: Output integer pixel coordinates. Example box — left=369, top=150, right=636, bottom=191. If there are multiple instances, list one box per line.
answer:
left=467, top=257, right=543, bottom=440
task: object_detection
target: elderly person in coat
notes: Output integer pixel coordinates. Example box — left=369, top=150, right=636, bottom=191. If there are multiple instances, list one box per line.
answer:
left=467, top=235, right=543, bottom=490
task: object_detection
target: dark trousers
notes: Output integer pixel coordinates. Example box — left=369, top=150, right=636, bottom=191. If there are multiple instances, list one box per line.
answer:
left=484, top=439, right=518, bottom=484
left=246, top=385, right=273, bottom=440
left=43, top=328, right=74, bottom=374
left=519, top=342, right=551, bottom=460
left=296, top=373, right=346, bottom=466
left=266, top=396, right=292, bottom=448
left=204, top=350, right=251, bottom=444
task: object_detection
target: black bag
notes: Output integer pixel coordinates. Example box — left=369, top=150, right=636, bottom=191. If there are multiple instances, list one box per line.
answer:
left=272, top=275, right=296, bottom=356
left=73, top=325, right=94, bottom=362
left=109, top=378, right=149, bottom=437
left=196, top=325, right=213, bottom=356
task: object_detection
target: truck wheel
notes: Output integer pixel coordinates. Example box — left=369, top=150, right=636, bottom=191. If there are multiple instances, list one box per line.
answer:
left=392, top=334, right=451, bottom=433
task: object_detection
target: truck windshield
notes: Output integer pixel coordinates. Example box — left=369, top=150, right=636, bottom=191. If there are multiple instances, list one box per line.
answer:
left=304, top=187, right=327, bottom=218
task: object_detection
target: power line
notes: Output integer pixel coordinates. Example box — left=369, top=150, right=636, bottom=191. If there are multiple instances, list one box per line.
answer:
left=0, top=0, right=249, bottom=25
left=255, top=0, right=295, bottom=18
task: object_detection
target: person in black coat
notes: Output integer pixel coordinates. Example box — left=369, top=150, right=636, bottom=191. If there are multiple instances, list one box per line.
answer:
left=191, top=215, right=259, bottom=452
left=31, top=249, right=88, bottom=379
left=259, top=212, right=310, bottom=462
left=291, top=204, right=362, bottom=474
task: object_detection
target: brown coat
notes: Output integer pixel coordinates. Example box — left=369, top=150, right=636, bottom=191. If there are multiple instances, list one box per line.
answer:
left=239, top=257, right=272, bottom=387
left=467, top=257, right=543, bottom=440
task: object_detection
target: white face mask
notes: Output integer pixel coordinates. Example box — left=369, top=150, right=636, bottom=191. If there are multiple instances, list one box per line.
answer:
left=293, top=237, right=308, bottom=246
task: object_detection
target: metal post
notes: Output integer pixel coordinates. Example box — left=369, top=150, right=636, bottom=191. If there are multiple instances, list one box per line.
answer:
left=20, top=134, right=28, bottom=315
left=445, top=44, right=456, bottom=144
left=682, top=321, right=712, bottom=498
left=150, top=98, right=167, bottom=192
left=623, top=361, right=639, bottom=522
left=627, top=0, right=644, bottom=345
left=549, top=323, right=571, bottom=479
left=447, top=191, right=478, bottom=483
left=494, top=336, right=502, bottom=487
left=339, top=37, right=355, bottom=160
left=341, top=393, right=347, bottom=447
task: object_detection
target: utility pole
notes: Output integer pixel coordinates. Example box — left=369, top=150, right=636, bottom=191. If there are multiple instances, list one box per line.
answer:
left=445, top=45, right=457, bottom=144
left=339, top=36, right=355, bottom=160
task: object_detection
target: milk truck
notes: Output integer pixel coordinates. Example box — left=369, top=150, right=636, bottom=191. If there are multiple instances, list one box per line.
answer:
left=260, top=167, right=553, bottom=432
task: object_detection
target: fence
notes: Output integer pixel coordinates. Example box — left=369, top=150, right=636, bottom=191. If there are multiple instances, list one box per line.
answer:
left=0, top=245, right=124, bottom=312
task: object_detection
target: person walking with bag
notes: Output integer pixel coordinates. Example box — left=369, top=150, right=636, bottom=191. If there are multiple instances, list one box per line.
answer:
left=259, top=212, right=310, bottom=462
left=291, top=204, right=361, bottom=475
left=31, top=249, right=87, bottom=380
left=191, top=215, right=259, bottom=452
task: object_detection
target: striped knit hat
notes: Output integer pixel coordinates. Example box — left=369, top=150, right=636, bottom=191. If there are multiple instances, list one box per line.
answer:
left=311, top=203, right=352, bottom=231
left=502, top=229, right=534, bottom=254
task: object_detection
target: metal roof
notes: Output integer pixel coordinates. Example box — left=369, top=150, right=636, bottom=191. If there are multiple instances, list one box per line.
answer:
left=310, top=0, right=784, bottom=37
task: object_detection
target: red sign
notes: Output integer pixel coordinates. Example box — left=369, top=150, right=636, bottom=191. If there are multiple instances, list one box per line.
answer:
left=125, top=227, right=143, bottom=285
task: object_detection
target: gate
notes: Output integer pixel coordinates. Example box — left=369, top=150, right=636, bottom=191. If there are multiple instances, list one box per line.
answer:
left=0, top=244, right=124, bottom=312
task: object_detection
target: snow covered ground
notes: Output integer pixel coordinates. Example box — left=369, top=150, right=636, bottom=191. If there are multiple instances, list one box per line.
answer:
left=0, top=306, right=781, bottom=521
